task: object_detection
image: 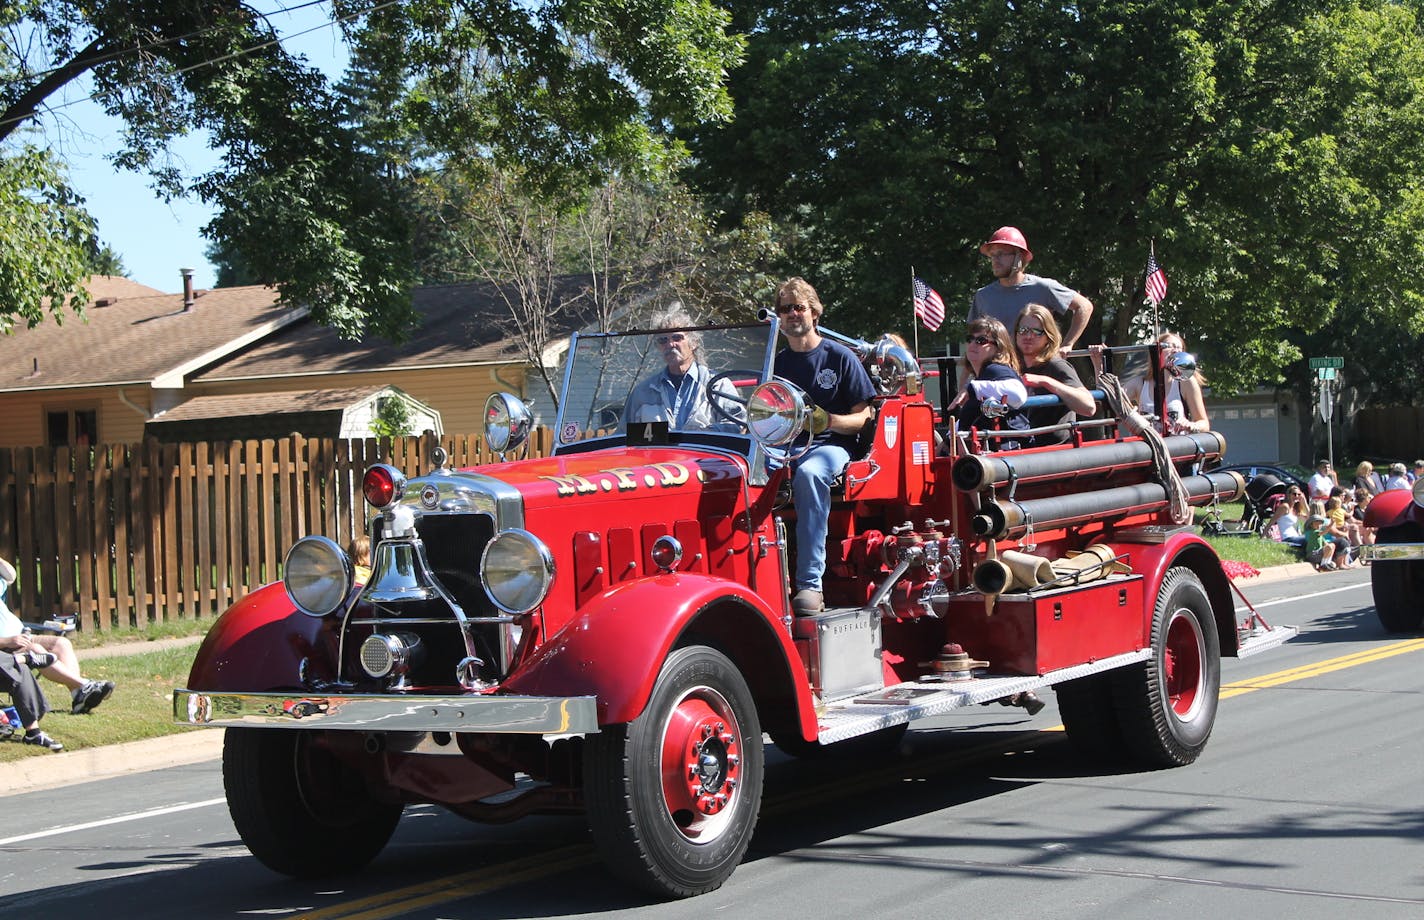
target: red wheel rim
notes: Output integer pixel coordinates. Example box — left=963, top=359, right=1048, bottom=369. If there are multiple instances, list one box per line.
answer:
left=658, top=685, right=742, bottom=843
left=1163, top=608, right=1206, bottom=721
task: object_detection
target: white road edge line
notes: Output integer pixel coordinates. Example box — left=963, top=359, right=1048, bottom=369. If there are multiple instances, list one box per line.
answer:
left=0, top=797, right=226, bottom=847
left=1237, top=580, right=1370, bottom=614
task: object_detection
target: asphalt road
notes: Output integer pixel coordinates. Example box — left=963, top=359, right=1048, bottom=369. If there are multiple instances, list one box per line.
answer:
left=5, top=567, right=1420, bottom=920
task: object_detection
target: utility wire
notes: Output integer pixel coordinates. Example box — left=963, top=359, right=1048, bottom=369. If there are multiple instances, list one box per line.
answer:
left=0, top=0, right=401, bottom=132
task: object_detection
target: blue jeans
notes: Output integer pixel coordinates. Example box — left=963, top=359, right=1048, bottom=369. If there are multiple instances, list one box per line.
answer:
left=790, top=443, right=850, bottom=592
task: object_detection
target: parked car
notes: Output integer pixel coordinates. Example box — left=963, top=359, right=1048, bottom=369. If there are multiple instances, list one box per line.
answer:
left=1211, top=462, right=1310, bottom=495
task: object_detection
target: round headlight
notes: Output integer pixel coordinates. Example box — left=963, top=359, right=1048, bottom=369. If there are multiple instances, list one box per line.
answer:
left=485, top=392, right=533, bottom=454
left=746, top=380, right=809, bottom=447
left=284, top=536, right=353, bottom=617
left=481, top=529, right=554, bottom=614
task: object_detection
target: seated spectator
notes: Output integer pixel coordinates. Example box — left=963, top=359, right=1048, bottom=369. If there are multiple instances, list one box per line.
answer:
left=1412, top=459, right=1424, bottom=484
left=0, top=557, right=114, bottom=715
left=1311, top=500, right=1355, bottom=568
left=1384, top=462, right=1412, bottom=491
left=0, top=652, right=63, bottom=751
left=1325, top=496, right=1363, bottom=558
left=1350, top=487, right=1377, bottom=549
left=1352, top=461, right=1384, bottom=496
left=1265, top=486, right=1309, bottom=548
left=350, top=535, right=372, bottom=584
left=1307, top=460, right=1337, bottom=502
left=1303, top=514, right=1338, bottom=571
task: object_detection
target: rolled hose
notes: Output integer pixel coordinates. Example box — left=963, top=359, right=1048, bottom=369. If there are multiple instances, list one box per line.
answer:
left=971, top=470, right=1246, bottom=539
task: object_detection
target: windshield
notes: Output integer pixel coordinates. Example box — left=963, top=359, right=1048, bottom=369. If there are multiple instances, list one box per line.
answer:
left=554, top=322, right=776, bottom=450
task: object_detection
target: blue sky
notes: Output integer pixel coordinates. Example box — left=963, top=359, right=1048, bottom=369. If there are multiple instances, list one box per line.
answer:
left=54, top=5, right=350, bottom=293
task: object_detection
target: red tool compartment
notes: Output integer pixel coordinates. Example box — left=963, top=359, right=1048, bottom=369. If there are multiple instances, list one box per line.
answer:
left=945, top=575, right=1147, bottom=676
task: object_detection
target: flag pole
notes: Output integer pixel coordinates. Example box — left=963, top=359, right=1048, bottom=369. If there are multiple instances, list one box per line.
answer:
left=910, top=266, right=920, bottom=357
left=1150, top=239, right=1159, bottom=337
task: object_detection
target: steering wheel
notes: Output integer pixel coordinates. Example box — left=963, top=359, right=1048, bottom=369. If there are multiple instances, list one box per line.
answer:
left=706, top=369, right=761, bottom=428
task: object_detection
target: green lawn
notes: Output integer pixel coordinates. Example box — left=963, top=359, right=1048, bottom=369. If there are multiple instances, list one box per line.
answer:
left=1, top=645, right=203, bottom=762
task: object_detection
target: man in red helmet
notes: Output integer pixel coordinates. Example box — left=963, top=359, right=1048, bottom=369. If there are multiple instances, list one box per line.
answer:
left=971, top=226, right=1093, bottom=352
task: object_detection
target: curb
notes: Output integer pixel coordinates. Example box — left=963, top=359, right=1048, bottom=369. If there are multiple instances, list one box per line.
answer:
left=0, top=729, right=225, bottom=798
left=1233, top=561, right=1319, bottom=586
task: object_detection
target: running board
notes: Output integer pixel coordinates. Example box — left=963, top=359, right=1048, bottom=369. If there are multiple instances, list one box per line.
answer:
left=815, top=649, right=1149, bottom=746
left=1235, top=623, right=1299, bottom=659
left=813, top=624, right=1301, bottom=746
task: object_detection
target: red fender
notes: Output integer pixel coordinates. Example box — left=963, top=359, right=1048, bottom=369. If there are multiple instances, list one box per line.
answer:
left=1363, top=488, right=1422, bottom=530
left=186, top=582, right=333, bottom=691
left=1105, top=531, right=1239, bottom=655
left=502, top=573, right=816, bottom=737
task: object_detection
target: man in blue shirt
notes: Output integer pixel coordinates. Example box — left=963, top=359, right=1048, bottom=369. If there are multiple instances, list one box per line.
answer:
left=971, top=226, right=1093, bottom=353
left=625, top=308, right=744, bottom=431
left=772, top=278, right=876, bottom=613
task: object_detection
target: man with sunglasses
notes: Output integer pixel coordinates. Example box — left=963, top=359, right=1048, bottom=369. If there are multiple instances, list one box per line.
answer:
left=625, top=307, right=745, bottom=431
left=771, top=277, right=877, bottom=614
left=971, top=226, right=1093, bottom=353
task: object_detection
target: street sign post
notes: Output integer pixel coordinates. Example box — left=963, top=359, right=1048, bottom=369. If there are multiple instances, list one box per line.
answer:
left=1309, top=358, right=1343, bottom=468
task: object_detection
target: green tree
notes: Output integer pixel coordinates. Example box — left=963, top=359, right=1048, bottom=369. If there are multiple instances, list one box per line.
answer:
left=370, top=394, right=413, bottom=438
left=687, top=1, right=1424, bottom=401
left=0, top=145, right=94, bottom=332
left=2, top=0, right=744, bottom=340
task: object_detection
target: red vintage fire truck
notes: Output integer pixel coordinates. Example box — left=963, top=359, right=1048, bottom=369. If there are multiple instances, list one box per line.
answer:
left=175, top=317, right=1294, bottom=898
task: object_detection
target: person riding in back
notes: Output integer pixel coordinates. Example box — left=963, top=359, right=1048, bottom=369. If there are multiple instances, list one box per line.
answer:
left=1013, top=303, right=1096, bottom=445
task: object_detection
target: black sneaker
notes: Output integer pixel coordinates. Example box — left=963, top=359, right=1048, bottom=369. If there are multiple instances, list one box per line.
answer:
left=72, top=679, right=113, bottom=715
left=22, top=729, right=63, bottom=752
left=27, top=650, right=56, bottom=668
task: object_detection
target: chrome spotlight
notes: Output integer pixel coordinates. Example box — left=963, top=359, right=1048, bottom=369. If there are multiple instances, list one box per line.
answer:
left=360, top=632, right=424, bottom=688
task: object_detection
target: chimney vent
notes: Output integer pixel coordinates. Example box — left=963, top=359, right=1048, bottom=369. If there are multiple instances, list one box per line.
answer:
left=180, top=267, right=196, bottom=311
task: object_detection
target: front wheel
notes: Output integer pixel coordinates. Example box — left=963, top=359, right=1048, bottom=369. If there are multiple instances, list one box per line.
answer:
left=584, top=646, right=764, bottom=898
left=1113, top=567, right=1221, bottom=767
left=224, top=728, right=403, bottom=877
left=1371, top=560, right=1424, bottom=632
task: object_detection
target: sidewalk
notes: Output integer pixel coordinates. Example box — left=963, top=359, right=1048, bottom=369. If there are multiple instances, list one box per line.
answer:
left=4, top=563, right=1327, bottom=798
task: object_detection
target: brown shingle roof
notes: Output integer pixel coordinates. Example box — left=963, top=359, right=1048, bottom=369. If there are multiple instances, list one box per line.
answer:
left=87, top=275, right=167, bottom=300
left=0, top=284, right=299, bottom=392
left=149, top=386, right=388, bottom=422
left=193, top=278, right=599, bottom=382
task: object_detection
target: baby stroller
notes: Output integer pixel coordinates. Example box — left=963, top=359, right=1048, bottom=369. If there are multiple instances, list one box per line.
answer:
left=1200, top=472, right=1289, bottom=536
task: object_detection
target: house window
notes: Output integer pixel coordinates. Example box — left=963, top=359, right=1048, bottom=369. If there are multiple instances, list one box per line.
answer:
left=47, top=408, right=98, bottom=449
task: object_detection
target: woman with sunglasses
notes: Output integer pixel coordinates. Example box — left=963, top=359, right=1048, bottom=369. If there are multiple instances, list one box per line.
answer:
left=947, top=317, right=1030, bottom=449
left=1136, top=330, right=1210, bottom=433
left=1013, top=303, right=1096, bottom=445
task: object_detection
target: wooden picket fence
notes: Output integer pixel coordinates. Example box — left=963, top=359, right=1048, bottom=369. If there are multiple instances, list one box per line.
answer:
left=0, top=429, right=551, bottom=631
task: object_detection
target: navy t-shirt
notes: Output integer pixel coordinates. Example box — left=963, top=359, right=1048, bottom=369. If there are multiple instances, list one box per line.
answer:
left=774, top=339, right=876, bottom=451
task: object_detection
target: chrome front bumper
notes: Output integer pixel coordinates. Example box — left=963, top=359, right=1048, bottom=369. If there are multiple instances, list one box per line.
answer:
left=173, top=689, right=599, bottom=736
left=1359, top=543, right=1424, bottom=562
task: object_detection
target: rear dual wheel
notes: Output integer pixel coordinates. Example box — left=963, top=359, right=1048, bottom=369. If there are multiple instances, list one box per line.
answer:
left=584, top=646, right=764, bottom=898
left=1114, top=567, right=1221, bottom=767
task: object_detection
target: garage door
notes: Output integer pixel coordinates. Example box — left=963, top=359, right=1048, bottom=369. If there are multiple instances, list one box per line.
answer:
left=1212, top=402, right=1279, bottom=463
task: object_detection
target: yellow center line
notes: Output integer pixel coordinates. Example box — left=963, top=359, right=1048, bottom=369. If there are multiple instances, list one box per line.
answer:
left=294, top=848, right=595, bottom=920
left=1221, top=638, right=1424, bottom=698
left=295, top=637, right=1424, bottom=919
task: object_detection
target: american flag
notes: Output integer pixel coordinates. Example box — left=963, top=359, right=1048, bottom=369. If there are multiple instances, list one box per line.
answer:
left=1144, top=243, right=1168, bottom=305
left=913, top=277, right=945, bottom=331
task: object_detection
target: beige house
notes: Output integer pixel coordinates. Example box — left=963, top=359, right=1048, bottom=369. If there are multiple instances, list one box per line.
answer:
left=0, top=274, right=594, bottom=449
